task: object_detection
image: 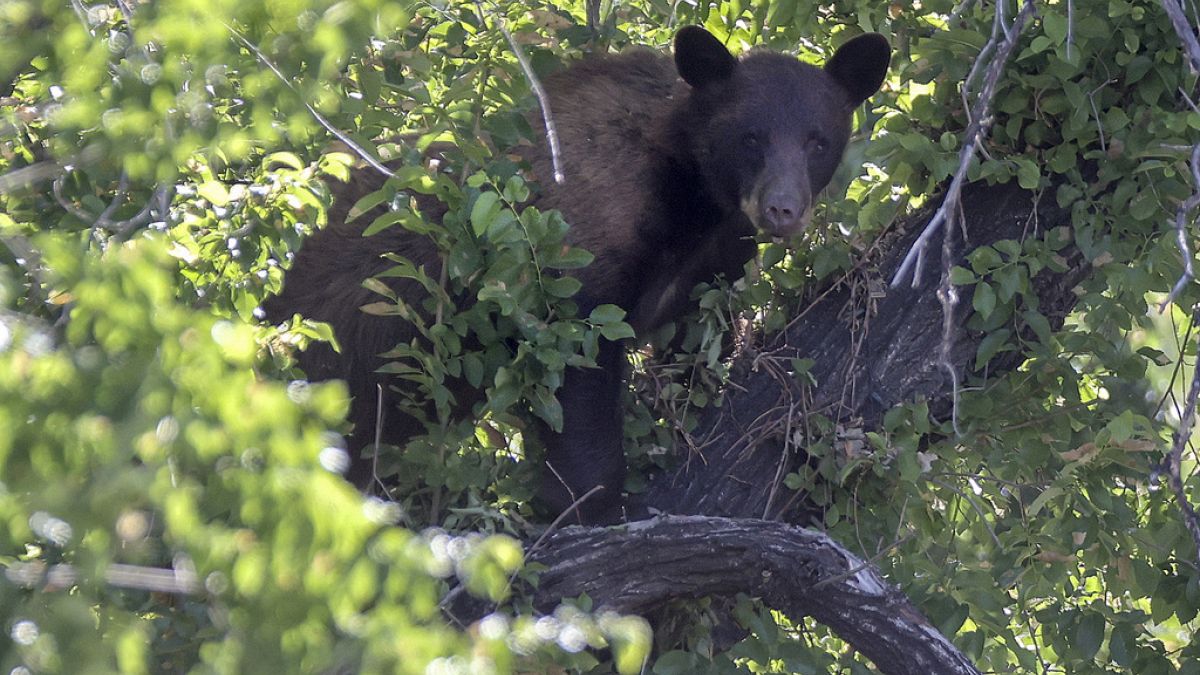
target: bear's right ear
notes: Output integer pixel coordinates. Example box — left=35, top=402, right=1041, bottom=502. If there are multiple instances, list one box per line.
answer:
left=825, top=33, right=891, bottom=106
left=675, top=26, right=737, bottom=89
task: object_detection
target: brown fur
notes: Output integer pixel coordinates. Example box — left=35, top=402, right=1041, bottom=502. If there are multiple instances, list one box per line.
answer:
left=264, top=28, right=890, bottom=523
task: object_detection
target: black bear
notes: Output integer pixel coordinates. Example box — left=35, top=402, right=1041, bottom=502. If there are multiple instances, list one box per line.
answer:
left=264, top=26, right=889, bottom=524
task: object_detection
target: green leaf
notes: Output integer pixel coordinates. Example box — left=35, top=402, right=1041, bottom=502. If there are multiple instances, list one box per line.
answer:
left=543, top=276, right=582, bottom=298
left=589, top=304, right=627, bottom=324
left=1022, top=310, right=1053, bottom=345
left=897, top=448, right=920, bottom=481
left=1043, top=12, right=1068, bottom=43
left=486, top=210, right=518, bottom=240
left=1016, top=159, right=1040, bottom=189
left=1109, top=623, right=1133, bottom=666
left=949, top=266, right=975, bottom=285
left=992, top=268, right=1019, bottom=303
left=462, top=353, right=484, bottom=388
left=973, top=281, right=997, bottom=319
left=347, top=187, right=393, bottom=223
left=1075, top=613, right=1105, bottom=660
left=263, top=151, right=304, bottom=170
left=198, top=181, right=230, bottom=206
left=762, top=242, right=788, bottom=267
left=1137, top=346, right=1172, bottom=367
left=362, top=210, right=404, bottom=237
left=470, top=192, right=501, bottom=237
left=600, top=322, right=636, bottom=341
left=1128, top=190, right=1158, bottom=221
left=1105, top=410, right=1135, bottom=444
left=360, top=277, right=396, bottom=301
left=502, top=175, right=529, bottom=202
left=969, top=246, right=1002, bottom=274
left=975, top=328, right=1012, bottom=369
left=531, top=385, right=563, bottom=431
left=609, top=614, right=657, bottom=672
left=547, top=246, right=595, bottom=269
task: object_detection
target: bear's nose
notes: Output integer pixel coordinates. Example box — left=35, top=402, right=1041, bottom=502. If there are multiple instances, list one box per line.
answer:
left=762, top=191, right=806, bottom=237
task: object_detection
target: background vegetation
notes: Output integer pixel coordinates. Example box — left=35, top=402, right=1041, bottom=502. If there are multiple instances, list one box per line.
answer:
left=2, top=0, right=1200, bottom=672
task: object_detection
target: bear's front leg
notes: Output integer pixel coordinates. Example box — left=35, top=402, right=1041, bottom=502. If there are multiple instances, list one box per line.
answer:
left=537, top=338, right=628, bottom=525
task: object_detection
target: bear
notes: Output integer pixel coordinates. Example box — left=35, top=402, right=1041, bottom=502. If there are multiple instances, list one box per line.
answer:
left=263, top=26, right=890, bottom=524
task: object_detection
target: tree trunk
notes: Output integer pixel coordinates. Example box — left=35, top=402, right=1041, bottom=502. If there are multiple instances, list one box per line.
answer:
left=637, top=180, right=1084, bottom=519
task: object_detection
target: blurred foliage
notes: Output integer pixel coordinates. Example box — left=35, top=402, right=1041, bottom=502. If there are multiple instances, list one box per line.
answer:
left=2, top=0, right=1200, bottom=672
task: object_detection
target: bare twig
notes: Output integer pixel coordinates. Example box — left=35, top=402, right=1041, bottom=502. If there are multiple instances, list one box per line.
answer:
left=1066, top=0, right=1076, bottom=61
left=225, top=26, right=394, bottom=179
left=947, top=0, right=981, bottom=26
left=92, top=170, right=130, bottom=239
left=891, top=0, right=1037, bottom=289
left=110, top=186, right=165, bottom=240
left=1087, top=79, right=1117, bottom=154
left=530, top=484, right=606, bottom=554
left=490, top=12, right=565, bottom=184
left=5, top=559, right=200, bottom=595
left=0, top=161, right=62, bottom=194
left=1163, top=0, right=1200, bottom=74
left=938, top=197, right=964, bottom=436
left=586, top=0, right=601, bottom=35
left=52, top=171, right=97, bottom=223
left=371, top=383, right=389, bottom=496
left=1159, top=3, right=1200, bottom=312
left=1165, top=308, right=1200, bottom=561
left=1160, top=145, right=1200, bottom=312
left=0, top=233, right=46, bottom=312
left=1159, top=0, right=1200, bottom=563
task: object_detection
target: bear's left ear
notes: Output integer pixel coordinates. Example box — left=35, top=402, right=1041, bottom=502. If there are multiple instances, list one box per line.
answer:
left=675, top=26, right=737, bottom=89
left=825, top=33, right=891, bottom=105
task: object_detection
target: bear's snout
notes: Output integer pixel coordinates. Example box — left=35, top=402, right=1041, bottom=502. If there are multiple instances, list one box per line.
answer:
left=761, top=182, right=811, bottom=237
left=744, top=166, right=812, bottom=239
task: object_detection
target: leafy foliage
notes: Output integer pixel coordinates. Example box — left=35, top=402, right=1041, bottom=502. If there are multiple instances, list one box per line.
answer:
left=2, top=0, right=1200, bottom=672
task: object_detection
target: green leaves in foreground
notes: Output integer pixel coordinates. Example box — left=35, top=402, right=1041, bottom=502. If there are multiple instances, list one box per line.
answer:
left=0, top=237, right=651, bottom=673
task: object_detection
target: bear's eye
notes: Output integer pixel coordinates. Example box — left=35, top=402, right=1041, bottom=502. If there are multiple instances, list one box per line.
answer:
left=810, top=136, right=829, bottom=153
left=742, top=132, right=762, bottom=149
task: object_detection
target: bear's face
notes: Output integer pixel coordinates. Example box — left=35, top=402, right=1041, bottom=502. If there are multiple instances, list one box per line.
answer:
left=675, top=28, right=890, bottom=239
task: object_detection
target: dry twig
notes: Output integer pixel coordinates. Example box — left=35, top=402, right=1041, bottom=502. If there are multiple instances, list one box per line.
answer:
left=1165, top=311, right=1200, bottom=561
left=1158, top=0, right=1200, bottom=561
left=491, top=13, right=566, bottom=184
left=6, top=559, right=200, bottom=595
left=226, top=26, right=394, bottom=180
left=890, top=0, right=1037, bottom=289
left=889, top=0, right=1036, bottom=436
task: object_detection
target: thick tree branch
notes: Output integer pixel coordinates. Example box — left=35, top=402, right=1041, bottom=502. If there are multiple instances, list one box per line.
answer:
left=527, top=516, right=981, bottom=675
left=637, top=180, right=1086, bottom=520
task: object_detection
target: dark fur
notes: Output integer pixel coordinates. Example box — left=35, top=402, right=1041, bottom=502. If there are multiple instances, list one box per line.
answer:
left=264, top=28, right=889, bottom=523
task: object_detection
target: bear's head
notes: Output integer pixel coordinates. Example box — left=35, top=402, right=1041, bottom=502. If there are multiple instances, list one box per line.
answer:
left=674, top=26, right=890, bottom=239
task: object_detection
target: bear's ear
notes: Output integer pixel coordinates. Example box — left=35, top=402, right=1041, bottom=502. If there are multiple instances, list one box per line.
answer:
left=675, top=26, right=737, bottom=89
left=824, top=33, right=891, bottom=105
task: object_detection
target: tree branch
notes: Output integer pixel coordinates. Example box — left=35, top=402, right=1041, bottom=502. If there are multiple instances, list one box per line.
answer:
left=450, top=516, right=981, bottom=675
left=1156, top=0, right=1200, bottom=562
left=891, top=0, right=1037, bottom=289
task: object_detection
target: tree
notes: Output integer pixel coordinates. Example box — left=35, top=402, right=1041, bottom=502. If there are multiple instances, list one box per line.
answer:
left=2, top=0, right=1200, bottom=673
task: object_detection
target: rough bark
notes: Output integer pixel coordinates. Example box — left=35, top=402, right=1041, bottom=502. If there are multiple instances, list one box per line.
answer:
left=529, top=516, right=981, bottom=675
